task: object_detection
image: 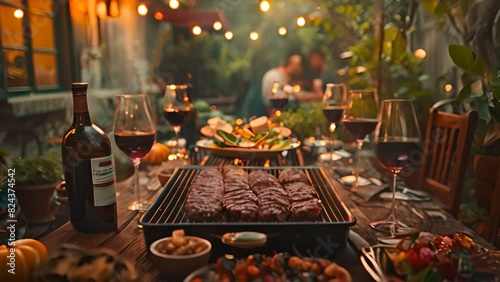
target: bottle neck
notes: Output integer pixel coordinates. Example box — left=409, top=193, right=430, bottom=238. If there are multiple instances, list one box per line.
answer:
left=72, top=94, right=92, bottom=125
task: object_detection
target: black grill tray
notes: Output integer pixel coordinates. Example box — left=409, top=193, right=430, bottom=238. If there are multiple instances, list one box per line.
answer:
left=140, top=166, right=356, bottom=258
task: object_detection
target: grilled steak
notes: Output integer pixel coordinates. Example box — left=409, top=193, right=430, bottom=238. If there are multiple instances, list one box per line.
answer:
left=283, top=180, right=323, bottom=221
left=278, top=169, right=310, bottom=184
left=223, top=166, right=259, bottom=222
left=185, top=168, right=224, bottom=222
left=249, top=170, right=290, bottom=222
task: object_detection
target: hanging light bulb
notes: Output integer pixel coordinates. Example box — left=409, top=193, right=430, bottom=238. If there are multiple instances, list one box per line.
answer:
left=444, top=84, right=453, bottom=91
left=169, top=0, right=180, bottom=10
left=224, top=30, right=234, bottom=40
left=260, top=0, right=270, bottom=12
left=414, top=48, right=427, bottom=59
left=296, top=16, right=306, bottom=27
left=250, top=31, right=259, bottom=41
left=213, top=21, right=222, bottom=31
left=138, top=3, right=148, bottom=16
left=13, top=9, right=24, bottom=19
left=278, top=26, right=287, bottom=36
left=192, top=25, right=202, bottom=35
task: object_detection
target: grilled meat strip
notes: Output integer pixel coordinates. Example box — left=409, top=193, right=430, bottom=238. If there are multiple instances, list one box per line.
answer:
left=185, top=168, right=224, bottom=222
left=222, top=166, right=258, bottom=221
left=249, top=170, right=290, bottom=222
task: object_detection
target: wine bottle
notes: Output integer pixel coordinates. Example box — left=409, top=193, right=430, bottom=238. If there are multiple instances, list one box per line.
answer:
left=61, top=82, right=117, bottom=233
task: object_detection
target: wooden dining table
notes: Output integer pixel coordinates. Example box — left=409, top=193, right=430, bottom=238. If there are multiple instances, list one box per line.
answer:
left=37, top=148, right=495, bottom=282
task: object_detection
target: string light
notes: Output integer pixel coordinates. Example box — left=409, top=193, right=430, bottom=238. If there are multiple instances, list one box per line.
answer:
left=278, top=26, right=287, bottom=36
left=154, top=11, right=164, bottom=21
left=414, top=48, right=427, bottom=59
left=213, top=21, right=222, bottom=31
left=13, top=9, right=24, bottom=19
left=224, top=30, right=234, bottom=40
left=250, top=31, right=259, bottom=41
left=445, top=84, right=453, bottom=91
left=137, top=3, right=148, bottom=16
left=169, top=0, right=180, bottom=10
left=192, top=25, right=202, bottom=35
left=296, top=16, right=306, bottom=27
left=260, top=0, right=270, bottom=12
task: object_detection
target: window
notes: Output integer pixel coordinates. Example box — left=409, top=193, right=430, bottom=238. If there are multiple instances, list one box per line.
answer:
left=0, top=0, right=64, bottom=94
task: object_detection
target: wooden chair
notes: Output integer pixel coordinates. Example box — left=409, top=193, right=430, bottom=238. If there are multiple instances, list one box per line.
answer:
left=418, top=108, right=478, bottom=218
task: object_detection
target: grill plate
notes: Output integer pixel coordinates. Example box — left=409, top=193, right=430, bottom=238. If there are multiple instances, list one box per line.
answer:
left=141, top=166, right=356, bottom=258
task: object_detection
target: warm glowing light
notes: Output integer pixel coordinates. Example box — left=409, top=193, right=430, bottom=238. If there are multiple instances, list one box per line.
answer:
left=13, top=9, right=24, bottom=19
left=414, top=48, right=427, bottom=59
left=250, top=31, right=259, bottom=41
left=235, top=118, right=243, bottom=126
left=278, top=26, right=287, bottom=36
left=275, top=110, right=282, bottom=117
left=297, top=16, right=306, bottom=27
left=169, top=0, right=180, bottom=10
left=264, top=159, right=271, bottom=167
left=337, top=69, right=347, bottom=76
left=224, top=30, right=234, bottom=40
left=356, top=66, right=367, bottom=73
left=292, top=84, right=301, bottom=92
left=329, top=123, right=336, bottom=132
left=260, top=0, right=270, bottom=12
left=445, top=83, right=453, bottom=91
left=213, top=21, right=222, bottom=31
left=192, top=25, right=202, bottom=35
left=96, top=1, right=107, bottom=18
left=137, top=3, right=148, bottom=16
left=154, top=11, right=164, bottom=21
left=109, top=0, right=119, bottom=17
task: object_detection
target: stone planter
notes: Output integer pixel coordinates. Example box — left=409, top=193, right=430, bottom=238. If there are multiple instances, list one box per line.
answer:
left=472, top=154, right=500, bottom=210
left=15, top=182, right=58, bottom=224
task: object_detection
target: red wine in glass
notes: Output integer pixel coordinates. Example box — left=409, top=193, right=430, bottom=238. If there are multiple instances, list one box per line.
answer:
left=114, top=130, right=156, bottom=160
left=163, top=108, right=191, bottom=127
left=270, top=97, right=288, bottom=110
left=342, top=118, right=378, bottom=140
left=322, top=105, right=346, bottom=124
left=374, top=140, right=422, bottom=173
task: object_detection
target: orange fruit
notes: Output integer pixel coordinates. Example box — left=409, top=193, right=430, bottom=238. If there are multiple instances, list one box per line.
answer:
left=0, top=246, right=30, bottom=281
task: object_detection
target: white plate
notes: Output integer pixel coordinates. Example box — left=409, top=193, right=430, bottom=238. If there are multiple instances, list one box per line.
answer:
left=196, top=139, right=300, bottom=159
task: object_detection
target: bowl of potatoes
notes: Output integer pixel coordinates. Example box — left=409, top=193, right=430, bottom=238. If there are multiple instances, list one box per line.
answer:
left=149, top=229, right=212, bottom=280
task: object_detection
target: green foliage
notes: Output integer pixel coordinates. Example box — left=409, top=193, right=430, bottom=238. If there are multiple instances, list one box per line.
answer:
left=12, top=151, right=63, bottom=185
left=273, top=103, right=327, bottom=140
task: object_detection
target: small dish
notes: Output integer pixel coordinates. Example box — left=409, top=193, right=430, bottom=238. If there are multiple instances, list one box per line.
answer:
left=149, top=235, right=212, bottom=280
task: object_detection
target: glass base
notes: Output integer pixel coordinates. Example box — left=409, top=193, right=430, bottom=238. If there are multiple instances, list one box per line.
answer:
left=128, top=201, right=150, bottom=211
left=370, top=220, right=419, bottom=237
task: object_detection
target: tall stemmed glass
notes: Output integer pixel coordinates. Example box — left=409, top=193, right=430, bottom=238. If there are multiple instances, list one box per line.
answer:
left=114, top=94, right=156, bottom=211
left=163, top=85, right=191, bottom=142
left=371, top=99, right=422, bottom=237
left=341, top=89, right=379, bottom=189
left=321, top=83, right=348, bottom=161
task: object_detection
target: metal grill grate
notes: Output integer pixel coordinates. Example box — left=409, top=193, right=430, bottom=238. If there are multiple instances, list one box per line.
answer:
left=143, top=166, right=353, bottom=225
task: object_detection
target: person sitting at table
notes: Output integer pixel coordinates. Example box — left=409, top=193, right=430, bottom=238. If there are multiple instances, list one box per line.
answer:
left=302, top=48, right=338, bottom=93
left=261, top=54, right=322, bottom=113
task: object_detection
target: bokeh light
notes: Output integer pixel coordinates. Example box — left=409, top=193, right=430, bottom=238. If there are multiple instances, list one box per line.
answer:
left=260, top=0, right=270, bottom=12
left=224, top=31, right=234, bottom=40
left=445, top=83, right=453, bottom=91
left=297, top=16, right=306, bottom=27
left=138, top=3, right=148, bottom=16
left=169, top=0, right=180, bottom=10
left=213, top=21, right=222, bottom=31
left=414, top=48, right=427, bottom=59
left=154, top=11, right=164, bottom=21
left=278, top=26, right=287, bottom=36
left=250, top=31, right=259, bottom=41
left=13, top=9, right=24, bottom=19
left=192, top=25, right=202, bottom=35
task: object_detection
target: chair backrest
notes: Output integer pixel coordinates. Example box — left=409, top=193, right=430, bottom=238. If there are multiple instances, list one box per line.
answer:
left=418, top=108, right=478, bottom=218
left=483, top=158, right=500, bottom=245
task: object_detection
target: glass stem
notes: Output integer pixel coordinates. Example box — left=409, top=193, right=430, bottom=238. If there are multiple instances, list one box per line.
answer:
left=352, top=140, right=363, bottom=190
left=390, top=172, right=398, bottom=237
left=133, top=159, right=141, bottom=209
left=330, top=124, right=335, bottom=161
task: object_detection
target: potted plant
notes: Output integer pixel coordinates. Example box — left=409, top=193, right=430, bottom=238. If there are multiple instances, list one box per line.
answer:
left=11, top=151, right=63, bottom=224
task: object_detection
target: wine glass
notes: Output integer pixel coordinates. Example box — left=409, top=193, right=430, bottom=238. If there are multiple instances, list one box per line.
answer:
left=270, top=81, right=290, bottom=115
left=114, top=94, right=156, bottom=211
left=371, top=99, right=422, bottom=237
left=163, top=84, right=191, bottom=143
left=341, top=89, right=379, bottom=189
left=321, top=83, right=348, bottom=162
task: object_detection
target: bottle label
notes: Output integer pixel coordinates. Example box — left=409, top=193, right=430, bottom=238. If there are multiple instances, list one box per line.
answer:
left=90, top=155, right=116, bottom=206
